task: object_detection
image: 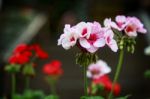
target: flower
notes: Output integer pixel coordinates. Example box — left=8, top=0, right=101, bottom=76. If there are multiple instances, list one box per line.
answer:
left=58, top=24, right=79, bottom=50
left=93, top=75, right=121, bottom=96
left=104, top=15, right=147, bottom=37
left=76, top=22, right=91, bottom=38
left=9, top=53, right=30, bottom=64
left=58, top=21, right=119, bottom=53
left=31, top=44, right=49, bottom=59
left=43, top=60, right=63, bottom=76
left=78, top=22, right=106, bottom=53
left=13, top=44, right=28, bottom=54
left=9, top=44, right=31, bottom=64
left=104, top=28, right=118, bottom=52
left=87, top=60, right=111, bottom=79
left=124, top=16, right=147, bottom=37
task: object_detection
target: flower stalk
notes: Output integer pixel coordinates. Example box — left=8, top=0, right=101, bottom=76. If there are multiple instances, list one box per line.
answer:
left=12, top=74, right=16, bottom=99
left=108, top=49, right=124, bottom=99
left=83, top=66, right=88, bottom=96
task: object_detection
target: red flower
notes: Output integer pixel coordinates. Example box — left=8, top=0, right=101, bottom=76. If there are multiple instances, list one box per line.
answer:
left=13, top=44, right=28, bottom=54
left=9, top=44, right=32, bottom=65
left=9, top=53, right=30, bottom=64
left=31, top=44, right=49, bottom=59
left=93, top=75, right=121, bottom=96
left=43, top=60, right=63, bottom=76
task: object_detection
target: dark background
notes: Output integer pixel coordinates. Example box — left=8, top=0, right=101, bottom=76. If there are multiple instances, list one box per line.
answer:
left=0, top=0, right=150, bottom=99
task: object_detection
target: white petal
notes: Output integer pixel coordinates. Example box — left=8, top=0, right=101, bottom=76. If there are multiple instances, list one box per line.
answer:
left=108, top=39, right=118, bottom=52
left=87, top=46, right=98, bottom=53
left=126, top=31, right=137, bottom=37
left=115, top=15, right=126, bottom=23
left=87, top=71, right=92, bottom=78
left=62, top=39, right=71, bottom=50
left=138, top=28, right=147, bottom=34
left=93, top=38, right=105, bottom=47
left=79, top=38, right=91, bottom=48
left=104, top=18, right=111, bottom=27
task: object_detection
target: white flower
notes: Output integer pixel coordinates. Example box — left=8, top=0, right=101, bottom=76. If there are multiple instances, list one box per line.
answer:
left=76, top=22, right=92, bottom=39
left=79, top=22, right=106, bottom=53
left=104, top=28, right=118, bottom=52
left=57, top=24, right=78, bottom=50
left=87, top=60, right=111, bottom=79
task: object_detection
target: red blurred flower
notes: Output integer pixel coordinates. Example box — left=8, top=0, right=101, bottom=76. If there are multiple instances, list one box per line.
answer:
left=93, top=75, right=121, bottom=96
left=8, top=43, right=49, bottom=65
left=9, top=53, right=30, bottom=64
left=43, top=60, right=63, bottom=76
left=13, top=44, right=28, bottom=54
left=31, top=44, right=49, bottom=59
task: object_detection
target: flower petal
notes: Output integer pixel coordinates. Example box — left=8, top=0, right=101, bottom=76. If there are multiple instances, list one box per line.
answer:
left=79, top=38, right=91, bottom=48
left=108, top=39, right=118, bottom=52
left=93, top=38, right=105, bottom=47
left=87, top=46, right=98, bottom=53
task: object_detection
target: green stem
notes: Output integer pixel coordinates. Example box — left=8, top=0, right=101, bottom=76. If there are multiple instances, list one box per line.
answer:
left=12, top=74, right=16, bottom=99
left=25, top=76, right=30, bottom=90
left=84, top=66, right=88, bottom=96
left=50, top=81, right=56, bottom=95
left=108, top=49, right=124, bottom=99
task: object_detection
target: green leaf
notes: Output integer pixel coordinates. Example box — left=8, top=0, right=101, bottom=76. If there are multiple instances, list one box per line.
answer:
left=22, top=90, right=45, bottom=99
left=80, top=96, right=104, bottom=99
left=44, top=95, right=59, bottom=99
left=23, top=90, right=34, bottom=99
left=144, top=70, right=150, bottom=78
left=23, top=63, right=35, bottom=76
left=32, top=90, right=45, bottom=99
left=5, top=64, right=21, bottom=73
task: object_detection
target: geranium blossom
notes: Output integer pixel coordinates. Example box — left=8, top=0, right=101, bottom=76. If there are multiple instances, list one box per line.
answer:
left=58, top=24, right=78, bottom=50
left=8, top=43, right=49, bottom=64
left=58, top=21, right=119, bottom=53
left=87, top=60, right=111, bottom=79
left=124, top=16, right=147, bottom=37
left=31, top=44, right=49, bottom=59
left=93, top=75, right=121, bottom=96
left=104, top=15, right=147, bottom=37
left=43, top=60, right=63, bottom=76
left=104, top=28, right=118, bottom=52
left=78, top=22, right=106, bottom=53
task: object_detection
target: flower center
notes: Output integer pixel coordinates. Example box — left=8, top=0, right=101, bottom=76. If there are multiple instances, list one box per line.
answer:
left=70, top=37, right=75, bottom=42
left=107, top=36, right=111, bottom=44
left=88, top=34, right=97, bottom=44
left=91, top=69, right=100, bottom=75
left=82, top=28, right=87, bottom=36
left=126, top=25, right=134, bottom=33
left=117, top=22, right=124, bottom=28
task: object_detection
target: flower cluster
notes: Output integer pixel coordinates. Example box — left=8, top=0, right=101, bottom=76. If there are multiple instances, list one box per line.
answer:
left=104, top=15, right=147, bottom=37
left=58, top=21, right=118, bottom=53
left=87, top=60, right=111, bottom=79
left=43, top=60, right=63, bottom=76
left=58, top=15, right=147, bottom=54
left=9, top=44, right=49, bottom=65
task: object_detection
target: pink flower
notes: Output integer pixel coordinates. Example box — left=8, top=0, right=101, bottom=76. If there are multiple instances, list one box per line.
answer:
left=104, top=15, right=147, bottom=37
left=104, top=28, right=118, bottom=52
left=104, top=16, right=127, bottom=31
left=76, top=22, right=92, bottom=38
left=87, top=60, right=111, bottom=79
left=124, top=16, right=147, bottom=37
left=58, top=24, right=78, bottom=50
left=78, top=22, right=106, bottom=53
